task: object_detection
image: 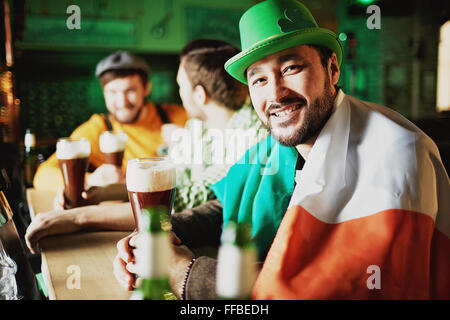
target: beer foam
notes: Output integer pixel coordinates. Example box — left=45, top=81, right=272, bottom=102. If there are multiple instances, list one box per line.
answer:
left=126, top=161, right=175, bottom=192
left=99, top=131, right=127, bottom=153
left=56, top=139, right=91, bottom=159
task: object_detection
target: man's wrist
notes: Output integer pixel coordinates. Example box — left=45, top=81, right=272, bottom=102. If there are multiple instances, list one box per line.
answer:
left=169, top=250, right=195, bottom=299
left=181, top=258, right=197, bottom=300
left=73, top=206, right=97, bottom=228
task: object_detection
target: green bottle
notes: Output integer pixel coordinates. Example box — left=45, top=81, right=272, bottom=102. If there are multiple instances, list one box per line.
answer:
left=23, top=129, right=39, bottom=188
left=216, top=221, right=257, bottom=300
left=130, top=206, right=174, bottom=300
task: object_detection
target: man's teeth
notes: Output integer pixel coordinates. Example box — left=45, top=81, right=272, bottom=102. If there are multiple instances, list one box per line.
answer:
left=273, top=105, right=300, bottom=117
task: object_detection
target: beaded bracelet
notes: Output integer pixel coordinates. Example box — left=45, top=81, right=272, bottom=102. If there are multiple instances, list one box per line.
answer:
left=181, top=258, right=197, bottom=300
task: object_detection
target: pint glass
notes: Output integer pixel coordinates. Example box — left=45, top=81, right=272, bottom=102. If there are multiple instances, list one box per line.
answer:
left=126, top=157, right=175, bottom=229
left=56, top=138, right=90, bottom=208
left=99, top=131, right=127, bottom=167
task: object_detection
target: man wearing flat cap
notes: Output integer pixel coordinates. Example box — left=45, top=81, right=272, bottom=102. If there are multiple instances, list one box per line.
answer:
left=114, top=0, right=449, bottom=299
left=33, top=51, right=187, bottom=195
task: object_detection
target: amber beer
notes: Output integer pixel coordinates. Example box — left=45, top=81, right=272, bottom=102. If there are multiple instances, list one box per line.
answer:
left=56, top=138, right=91, bottom=209
left=126, top=158, right=175, bottom=228
left=99, top=131, right=127, bottom=167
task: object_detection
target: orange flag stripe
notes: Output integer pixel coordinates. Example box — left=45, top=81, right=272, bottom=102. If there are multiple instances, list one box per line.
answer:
left=253, top=205, right=450, bottom=299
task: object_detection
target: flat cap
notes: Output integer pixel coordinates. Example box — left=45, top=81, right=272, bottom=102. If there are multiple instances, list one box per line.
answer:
left=95, top=51, right=150, bottom=78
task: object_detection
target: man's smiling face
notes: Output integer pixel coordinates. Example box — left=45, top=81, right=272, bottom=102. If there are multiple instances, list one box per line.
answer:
left=247, top=45, right=338, bottom=146
left=103, top=74, right=150, bottom=124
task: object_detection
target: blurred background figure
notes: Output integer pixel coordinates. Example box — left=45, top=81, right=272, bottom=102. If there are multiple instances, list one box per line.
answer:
left=165, top=39, right=267, bottom=212
left=32, top=50, right=187, bottom=205
left=23, top=39, right=266, bottom=252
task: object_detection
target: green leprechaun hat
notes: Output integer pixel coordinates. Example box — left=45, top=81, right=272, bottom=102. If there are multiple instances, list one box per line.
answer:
left=225, top=0, right=343, bottom=84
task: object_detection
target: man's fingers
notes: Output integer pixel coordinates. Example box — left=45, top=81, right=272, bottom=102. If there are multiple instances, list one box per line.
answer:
left=128, top=234, right=139, bottom=247
left=126, top=261, right=138, bottom=274
left=113, top=255, right=134, bottom=290
left=25, top=232, right=38, bottom=254
left=53, top=189, right=66, bottom=210
left=116, top=234, right=135, bottom=263
left=25, top=221, right=46, bottom=254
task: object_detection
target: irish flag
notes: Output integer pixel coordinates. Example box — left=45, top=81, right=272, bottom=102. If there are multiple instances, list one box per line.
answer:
left=252, top=92, right=450, bottom=299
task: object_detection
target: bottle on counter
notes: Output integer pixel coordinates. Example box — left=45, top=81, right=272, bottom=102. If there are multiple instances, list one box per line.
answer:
left=23, top=129, right=39, bottom=188
left=130, top=206, right=173, bottom=300
left=216, top=221, right=258, bottom=300
left=0, top=238, right=19, bottom=300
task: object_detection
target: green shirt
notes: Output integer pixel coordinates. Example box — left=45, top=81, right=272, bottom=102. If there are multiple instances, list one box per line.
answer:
left=169, top=104, right=267, bottom=212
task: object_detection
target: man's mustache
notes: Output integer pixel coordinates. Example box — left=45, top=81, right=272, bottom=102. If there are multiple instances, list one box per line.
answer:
left=265, top=97, right=307, bottom=117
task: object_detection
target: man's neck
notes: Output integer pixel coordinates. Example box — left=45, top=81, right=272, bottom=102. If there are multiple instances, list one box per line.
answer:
left=203, top=103, right=235, bottom=131
left=295, top=86, right=340, bottom=160
left=295, top=134, right=318, bottom=160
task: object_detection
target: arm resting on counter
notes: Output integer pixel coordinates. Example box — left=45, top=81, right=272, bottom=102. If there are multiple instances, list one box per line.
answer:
left=26, top=202, right=135, bottom=254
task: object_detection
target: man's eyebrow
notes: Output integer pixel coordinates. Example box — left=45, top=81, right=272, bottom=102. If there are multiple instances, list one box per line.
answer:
left=247, top=54, right=307, bottom=79
left=277, top=53, right=306, bottom=64
left=247, top=66, right=262, bottom=80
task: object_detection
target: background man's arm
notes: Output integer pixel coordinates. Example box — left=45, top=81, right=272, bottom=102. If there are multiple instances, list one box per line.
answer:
left=33, top=114, right=106, bottom=192
left=26, top=202, right=135, bottom=253
left=171, top=199, right=223, bottom=249
left=170, top=199, right=223, bottom=300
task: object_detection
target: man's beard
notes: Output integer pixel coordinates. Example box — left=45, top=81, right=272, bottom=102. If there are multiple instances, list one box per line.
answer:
left=263, top=78, right=335, bottom=147
left=113, top=102, right=144, bottom=124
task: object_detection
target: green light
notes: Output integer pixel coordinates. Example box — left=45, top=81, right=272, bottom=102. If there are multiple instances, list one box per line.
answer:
left=339, top=33, right=348, bottom=41
left=357, top=0, right=376, bottom=4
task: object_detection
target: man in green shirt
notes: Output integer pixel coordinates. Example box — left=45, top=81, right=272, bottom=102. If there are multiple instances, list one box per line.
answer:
left=167, top=39, right=266, bottom=212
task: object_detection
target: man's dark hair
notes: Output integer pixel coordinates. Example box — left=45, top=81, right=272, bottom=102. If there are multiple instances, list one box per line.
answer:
left=180, top=39, right=248, bottom=111
left=99, top=68, right=149, bottom=88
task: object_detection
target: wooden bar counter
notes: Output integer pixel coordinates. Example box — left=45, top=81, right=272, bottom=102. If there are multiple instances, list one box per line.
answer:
left=26, top=188, right=132, bottom=300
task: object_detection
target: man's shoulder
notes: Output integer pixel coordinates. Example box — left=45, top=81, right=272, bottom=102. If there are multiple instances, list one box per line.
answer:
left=151, top=102, right=187, bottom=124
left=346, top=94, right=435, bottom=149
left=84, top=113, right=107, bottom=126
left=158, top=102, right=184, bottom=113
left=345, top=94, right=441, bottom=175
left=71, top=113, right=107, bottom=137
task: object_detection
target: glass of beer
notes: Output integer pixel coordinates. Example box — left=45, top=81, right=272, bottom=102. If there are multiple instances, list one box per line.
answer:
left=99, top=131, right=127, bottom=167
left=126, top=157, right=176, bottom=229
left=56, top=138, right=91, bottom=209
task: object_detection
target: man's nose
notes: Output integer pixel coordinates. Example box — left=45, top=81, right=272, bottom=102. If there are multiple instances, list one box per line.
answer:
left=115, top=93, right=128, bottom=108
left=267, top=77, right=289, bottom=104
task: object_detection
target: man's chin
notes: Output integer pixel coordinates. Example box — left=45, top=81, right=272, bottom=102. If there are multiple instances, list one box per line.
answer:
left=270, top=126, right=305, bottom=147
left=114, top=110, right=141, bottom=124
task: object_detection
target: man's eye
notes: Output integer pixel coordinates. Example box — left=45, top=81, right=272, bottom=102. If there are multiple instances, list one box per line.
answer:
left=251, top=77, right=266, bottom=86
left=282, top=65, right=303, bottom=75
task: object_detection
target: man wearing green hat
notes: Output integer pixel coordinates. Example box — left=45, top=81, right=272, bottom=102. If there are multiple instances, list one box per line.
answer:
left=116, top=0, right=450, bottom=299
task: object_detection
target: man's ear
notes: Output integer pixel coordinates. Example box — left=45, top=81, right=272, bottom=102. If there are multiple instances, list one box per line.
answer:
left=193, top=85, right=207, bottom=105
left=328, top=53, right=340, bottom=86
left=145, top=81, right=152, bottom=96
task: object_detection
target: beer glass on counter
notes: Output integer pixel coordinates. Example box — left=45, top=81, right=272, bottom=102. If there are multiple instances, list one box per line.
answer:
left=56, top=138, right=90, bottom=209
left=126, top=158, right=176, bottom=229
left=99, top=131, right=127, bottom=167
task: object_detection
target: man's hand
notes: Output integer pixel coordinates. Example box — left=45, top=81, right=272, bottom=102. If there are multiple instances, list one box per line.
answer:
left=54, top=183, right=128, bottom=210
left=25, top=209, right=82, bottom=254
left=113, top=231, right=189, bottom=295
left=113, top=232, right=138, bottom=291
left=86, top=164, right=125, bottom=188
